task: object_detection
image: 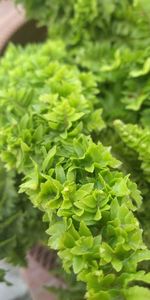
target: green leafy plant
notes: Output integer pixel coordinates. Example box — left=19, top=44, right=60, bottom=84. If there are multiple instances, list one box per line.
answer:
left=0, top=0, right=150, bottom=299
left=0, top=39, right=150, bottom=300
left=15, top=0, right=150, bottom=247
left=0, top=159, right=46, bottom=265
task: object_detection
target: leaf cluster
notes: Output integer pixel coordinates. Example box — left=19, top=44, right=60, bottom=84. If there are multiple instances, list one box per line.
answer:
left=0, top=40, right=150, bottom=299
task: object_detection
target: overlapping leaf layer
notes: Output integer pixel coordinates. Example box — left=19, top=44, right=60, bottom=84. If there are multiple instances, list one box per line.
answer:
left=0, top=0, right=150, bottom=299
left=0, top=161, right=46, bottom=265
left=16, top=0, right=150, bottom=250
left=0, top=40, right=150, bottom=299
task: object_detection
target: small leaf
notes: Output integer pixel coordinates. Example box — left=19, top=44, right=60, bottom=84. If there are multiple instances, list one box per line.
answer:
left=42, top=145, right=56, bottom=172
